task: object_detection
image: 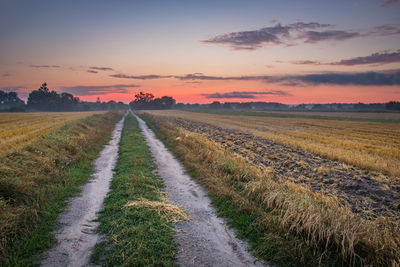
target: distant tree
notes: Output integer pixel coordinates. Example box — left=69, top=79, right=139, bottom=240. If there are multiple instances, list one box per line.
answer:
left=174, top=103, right=185, bottom=109
left=136, top=92, right=154, bottom=104
left=222, top=102, right=232, bottom=109
left=236, top=102, right=251, bottom=109
left=0, top=90, right=25, bottom=110
left=209, top=101, right=221, bottom=109
left=386, top=101, right=400, bottom=110
left=27, top=83, right=60, bottom=111
left=60, top=92, right=78, bottom=111
left=160, top=96, right=176, bottom=109
left=106, top=100, right=116, bottom=110
left=129, top=91, right=175, bottom=110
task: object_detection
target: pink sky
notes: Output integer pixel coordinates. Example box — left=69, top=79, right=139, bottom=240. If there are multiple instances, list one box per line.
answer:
left=1, top=0, right=399, bottom=104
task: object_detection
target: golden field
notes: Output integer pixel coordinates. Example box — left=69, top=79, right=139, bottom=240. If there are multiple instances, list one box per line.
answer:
left=144, top=110, right=400, bottom=178
left=0, top=111, right=123, bottom=262
left=140, top=112, right=400, bottom=266
left=253, top=110, right=400, bottom=120
left=0, top=112, right=105, bottom=157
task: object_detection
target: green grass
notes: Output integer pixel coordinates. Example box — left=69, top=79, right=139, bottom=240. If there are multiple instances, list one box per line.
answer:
left=1, top=111, right=123, bottom=266
left=188, top=109, right=400, bottom=123
left=92, top=114, right=177, bottom=266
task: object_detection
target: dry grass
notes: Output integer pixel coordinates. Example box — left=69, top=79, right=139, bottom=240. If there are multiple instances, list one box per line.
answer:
left=0, top=111, right=122, bottom=261
left=0, top=111, right=105, bottom=157
left=124, top=198, right=190, bottom=223
left=144, top=110, right=400, bottom=179
left=143, top=114, right=400, bottom=266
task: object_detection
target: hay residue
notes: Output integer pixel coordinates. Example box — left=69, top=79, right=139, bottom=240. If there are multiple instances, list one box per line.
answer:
left=124, top=198, right=190, bottom=223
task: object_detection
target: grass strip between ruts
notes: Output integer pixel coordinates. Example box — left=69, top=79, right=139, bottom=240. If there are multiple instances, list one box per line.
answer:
left=92, top=113, right=178, bottom=266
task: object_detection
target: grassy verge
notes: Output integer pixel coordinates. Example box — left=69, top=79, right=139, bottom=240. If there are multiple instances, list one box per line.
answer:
left=140, top=113, right=399, bottom=267
left=0, top=111, right=123, bottom=265
left=92, top=113, right=185, bottom=266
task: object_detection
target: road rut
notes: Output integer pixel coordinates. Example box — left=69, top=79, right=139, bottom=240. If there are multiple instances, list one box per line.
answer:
left=41, top=116, right=125, bottom=267
left=133, top=111, right=264, bottom=267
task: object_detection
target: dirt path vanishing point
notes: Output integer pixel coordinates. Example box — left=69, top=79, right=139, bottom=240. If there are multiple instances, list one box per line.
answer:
left=133, top=111, right=265, bottom=267
left=41, top=115, right=125, bottom=267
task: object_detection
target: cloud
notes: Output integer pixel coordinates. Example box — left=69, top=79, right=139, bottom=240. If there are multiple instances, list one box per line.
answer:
left=177, top=70, right=400, bottom=86
left=60, top=84, right=140, bottom=96
left=368, top=24, right=400, bottom=36
left=105, top=69, right=400, bottom=86
left=269, top=70, right=400, bottom=86
left=334, top=50, right=400, bottom=65
left=89, top=66, right=114, bottom=71
left=380, top=0, right=400, bottom=7
left=110, top=74, right=173, bottom=79
left=292, top=50, right=400, bottom=66
left=302, top=30, right=360, bottom=43
left=185, top=81, right=202, bottom=84
left=176, top=73, right=263, bottom=81
left=270, top=19, right=280, bottom=24
left=201, top=22, right=341, bottom=50
left=202, top=22, right=400, bottom=50
left=291, top=60, right=322, bottom=65
left=87, top=70, right=98, bottom=73
left=29, top=64, right=61, bottom=68
left=202, top=90, right=290, bottom=99
left=2, top=73, right=11, bottom=77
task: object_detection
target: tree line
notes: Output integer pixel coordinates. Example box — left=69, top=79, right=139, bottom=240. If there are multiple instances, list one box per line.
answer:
left=0, top=91, right=25, bottom=111
left=1, top=84, right=399, bottom=112
left=0, top=83, right=127, bottom=112
left=129, top=91, right=176, bottom=110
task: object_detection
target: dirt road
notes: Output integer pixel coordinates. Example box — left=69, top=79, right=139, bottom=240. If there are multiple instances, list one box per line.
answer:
left=41, top=116, right=125, bottom=267
left=41, top=112, right=264, bottom=266
left=133, top=111, right=264, bottom=267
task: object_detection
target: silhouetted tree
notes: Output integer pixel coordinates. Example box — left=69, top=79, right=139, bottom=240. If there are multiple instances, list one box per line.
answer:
left=386, top=101, right=400, bottom=110
left=129, top=91, right=175, bottom=110
left=0, top=90, right=25, bottom=110
left=160, top=96, right=176, bottom=109
left=27, top=83, right=60, bottom=111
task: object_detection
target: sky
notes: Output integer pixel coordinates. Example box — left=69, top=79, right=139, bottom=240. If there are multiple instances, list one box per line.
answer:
left=0, top=0, right=399, bottom=104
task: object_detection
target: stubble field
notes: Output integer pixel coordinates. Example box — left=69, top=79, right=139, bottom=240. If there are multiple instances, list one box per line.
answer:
left=0, top=111, right=122, bottom=264
left=140, top=109, right=400, bottom=266
left=0, top=112, right=105, bottom=157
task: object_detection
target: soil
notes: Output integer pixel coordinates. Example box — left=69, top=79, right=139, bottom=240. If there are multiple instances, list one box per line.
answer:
left=40, top=116, right=125, bottom=267
left=170, top=118, right=400, bottom=220
left=134, top=112, right=265, bottom=267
